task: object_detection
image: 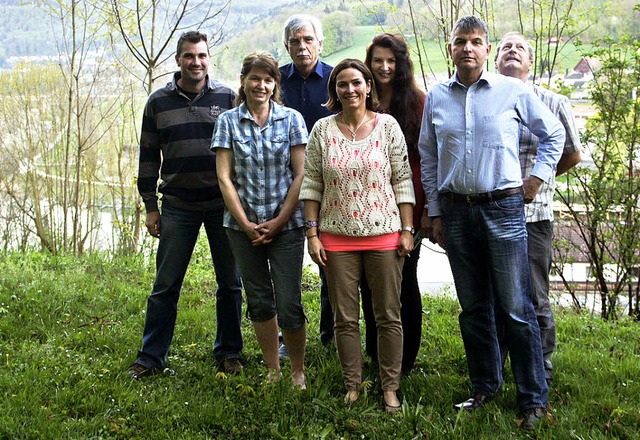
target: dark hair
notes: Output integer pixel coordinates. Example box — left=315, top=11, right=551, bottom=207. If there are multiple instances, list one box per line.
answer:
left=450, top=15, right=489, bottom=44
left=325, top=58, right=379, bottom=113
left=176, top=31, right=208, bottom=57
left=237, top=51, right=282, bottom=106
left=364, top=33, right=425, bottom=158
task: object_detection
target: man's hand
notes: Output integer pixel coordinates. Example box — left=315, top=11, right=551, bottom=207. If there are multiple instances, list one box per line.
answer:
left=145, top=211, right=160, bottom=238
left=523, top=176, right=544, bottom=204
left=420, top=209, right=433, bottom=243
left=431, top=217, right=446, bottom=250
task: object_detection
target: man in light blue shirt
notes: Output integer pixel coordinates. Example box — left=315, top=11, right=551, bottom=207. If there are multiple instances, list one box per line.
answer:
left=418, top=16, right=565, bottom=430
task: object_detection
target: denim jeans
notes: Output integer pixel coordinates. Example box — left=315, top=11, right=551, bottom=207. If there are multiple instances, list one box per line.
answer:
left=441, top=193, right=548, bottom=410
left=318, top=267, right=334, bottom=346
left=136, top=202, right=243, bottom=368
left=497, top=220, right=555, bottom=380
left=226, top=227, right=305, bottom=331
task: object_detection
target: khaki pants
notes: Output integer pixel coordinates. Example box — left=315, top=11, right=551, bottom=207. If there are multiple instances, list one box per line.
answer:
left=324, top=250, right=404, bottom=391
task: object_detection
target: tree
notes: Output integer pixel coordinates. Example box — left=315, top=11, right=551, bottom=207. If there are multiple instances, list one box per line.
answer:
left=322, top=11, right=356, bottom=56
left=107, top=0, right=232, bottom=249
left=555, top=37, right=640, bottom=320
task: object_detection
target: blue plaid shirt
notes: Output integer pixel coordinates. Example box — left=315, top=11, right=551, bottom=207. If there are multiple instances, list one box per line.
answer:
left=520, top=84, right=582, bottom=223
left=212, top=101, right=308, bottom=231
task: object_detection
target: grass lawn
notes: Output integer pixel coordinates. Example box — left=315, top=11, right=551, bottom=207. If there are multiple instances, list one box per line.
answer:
left=0, top=245, right=638, bottom=439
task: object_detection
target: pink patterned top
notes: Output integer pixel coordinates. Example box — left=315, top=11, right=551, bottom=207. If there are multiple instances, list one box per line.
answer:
left=300, top=113, right=415, bottom=238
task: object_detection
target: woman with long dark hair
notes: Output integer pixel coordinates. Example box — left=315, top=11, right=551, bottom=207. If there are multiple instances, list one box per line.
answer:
left=362, top=33, right=427, bottom=375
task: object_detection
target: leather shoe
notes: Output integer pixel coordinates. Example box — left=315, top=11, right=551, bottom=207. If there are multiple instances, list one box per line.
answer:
left=220, top=358, right=243, bottom=375
left=128, top=362, right=162, bottom=380
left=454, top=393, right=492, bottom=411
left=521, top=407, right=546, bottom=430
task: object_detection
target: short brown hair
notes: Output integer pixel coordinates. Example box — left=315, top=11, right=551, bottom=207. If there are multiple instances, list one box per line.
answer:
left=237, top=51, right=283, bottom=106
left=176, top=31, right=208, bottom=57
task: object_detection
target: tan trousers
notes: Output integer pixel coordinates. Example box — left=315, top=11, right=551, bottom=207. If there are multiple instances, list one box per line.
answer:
left=324, top=249, right=404, bottom=391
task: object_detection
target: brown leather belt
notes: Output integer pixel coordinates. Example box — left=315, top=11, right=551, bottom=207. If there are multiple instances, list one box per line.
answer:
left=440, top=186, right=523, bottom=204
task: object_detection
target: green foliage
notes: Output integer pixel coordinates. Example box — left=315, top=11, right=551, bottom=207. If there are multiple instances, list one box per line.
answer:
left=0, top=251, right=639, bottom=437
left=321, top=11, right=357, bottom=56
left=557, top=37, right=640, bottom=319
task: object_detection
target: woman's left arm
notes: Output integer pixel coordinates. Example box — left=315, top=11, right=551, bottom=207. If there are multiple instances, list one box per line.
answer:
left=254, top=144, right=305, bottom=243
left=397, top=203, right=414, bottom=257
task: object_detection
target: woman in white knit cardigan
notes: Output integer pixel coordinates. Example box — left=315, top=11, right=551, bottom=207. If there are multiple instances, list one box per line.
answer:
left=299, top=58, right=415, bottom=412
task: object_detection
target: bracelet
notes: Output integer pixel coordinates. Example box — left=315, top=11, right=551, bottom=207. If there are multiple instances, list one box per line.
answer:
left=304, top=220, right=318, bottom=230
left=306, top=234, right=317, bottom=239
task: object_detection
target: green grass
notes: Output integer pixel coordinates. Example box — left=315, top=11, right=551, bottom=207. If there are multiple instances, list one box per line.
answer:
left=1, top=245, right=639, bottom=439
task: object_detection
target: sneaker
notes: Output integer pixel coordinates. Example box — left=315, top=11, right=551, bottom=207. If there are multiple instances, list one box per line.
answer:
left=278, top=342, right=289, bottom=359
left=454, top=393, right=492, bottom=412
left=521, top=407, right=546, bottom=430
left=128, top=362, right=161, bottom=380
left=220, top=358, right=243, bottom=375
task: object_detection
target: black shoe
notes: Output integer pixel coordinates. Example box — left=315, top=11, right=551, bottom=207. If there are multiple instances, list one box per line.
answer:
left=220, top=358, right=243, bottom=375
left=454, top=393, right=492, bottom=411
left=278, top=342, right=289, bottom=359
left=128, top=362, right=162, bottom=380
left=521, top=407, right=546, bottom=430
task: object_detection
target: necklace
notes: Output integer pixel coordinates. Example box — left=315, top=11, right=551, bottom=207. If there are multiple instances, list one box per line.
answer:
left=341, top=112, right=369, bottom=141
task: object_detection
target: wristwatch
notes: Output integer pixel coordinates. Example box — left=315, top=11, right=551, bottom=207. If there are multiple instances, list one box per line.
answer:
left=402, top=226, right=415, bottom=234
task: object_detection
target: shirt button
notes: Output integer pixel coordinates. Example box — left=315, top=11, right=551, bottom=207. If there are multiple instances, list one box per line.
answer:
left=467, top=150, right=471, bottom=154
left=467, top=130, right=472, bottom=134
left=467, top=169, right=472, bottom=173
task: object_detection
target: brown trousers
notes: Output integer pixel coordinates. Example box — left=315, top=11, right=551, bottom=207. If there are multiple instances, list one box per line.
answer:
left=324, top=249, right=404, bottom=391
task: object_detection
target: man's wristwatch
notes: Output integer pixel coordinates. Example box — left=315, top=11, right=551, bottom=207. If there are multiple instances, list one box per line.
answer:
left=402, top=226, right=415, bottom=234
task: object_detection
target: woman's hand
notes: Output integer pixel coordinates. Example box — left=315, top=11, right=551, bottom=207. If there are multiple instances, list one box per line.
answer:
left=241, top=222, right=262, bottom=243
left=307, top=236, right=327, bottom=267
left=397, top=231, right=414, bottom=257
left=252, top=217, right=286, bottom=246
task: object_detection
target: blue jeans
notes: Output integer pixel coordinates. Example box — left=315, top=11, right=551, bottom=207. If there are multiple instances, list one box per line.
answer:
left=497, top=220, right=556, bottom=381
left=441, top=193, right=548, bottom=410
left=226, top=227, right=305, bottom=331
left=318, top=267, right=334, bottom=346
left=136, top=202, right=243, bottom=368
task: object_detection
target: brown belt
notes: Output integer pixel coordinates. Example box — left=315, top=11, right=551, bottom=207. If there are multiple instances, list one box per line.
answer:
left=440, top=186, right=523, bottom=204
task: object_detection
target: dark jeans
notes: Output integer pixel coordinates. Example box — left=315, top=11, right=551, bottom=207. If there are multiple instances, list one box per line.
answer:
left=135, top=203, right=243, bottom=369
left=362, top=242, right=423, bottom=374
left=226, top=227, right=305, bottom=330
left=441, top=193, right=548, bottom=410
left=498, top=220, right=555, bottom=380
left=319, top=267, right=334, bottom=346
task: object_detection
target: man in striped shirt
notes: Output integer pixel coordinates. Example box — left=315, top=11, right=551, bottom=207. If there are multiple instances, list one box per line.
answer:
left=495, top=32, right=582, bottom=384
left=129, top=31, right=244, bottom=379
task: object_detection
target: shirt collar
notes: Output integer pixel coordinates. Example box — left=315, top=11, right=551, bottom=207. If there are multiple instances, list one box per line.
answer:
left=283, top=61, right=325, bottom=80
left=238, top=101, right=287, bottom=124
left=447, top=69, right=495, bottom=88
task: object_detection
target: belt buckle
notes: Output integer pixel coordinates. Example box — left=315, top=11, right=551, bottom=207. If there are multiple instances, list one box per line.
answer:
left=466, top=194, right=473, bottom=203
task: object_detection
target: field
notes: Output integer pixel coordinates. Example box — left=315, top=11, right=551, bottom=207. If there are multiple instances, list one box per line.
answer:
left=0, top=245, right=638, bottom=438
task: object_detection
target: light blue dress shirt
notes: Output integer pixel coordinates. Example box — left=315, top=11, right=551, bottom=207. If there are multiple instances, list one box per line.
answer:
left=419, top=70, right=565, bottom=217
